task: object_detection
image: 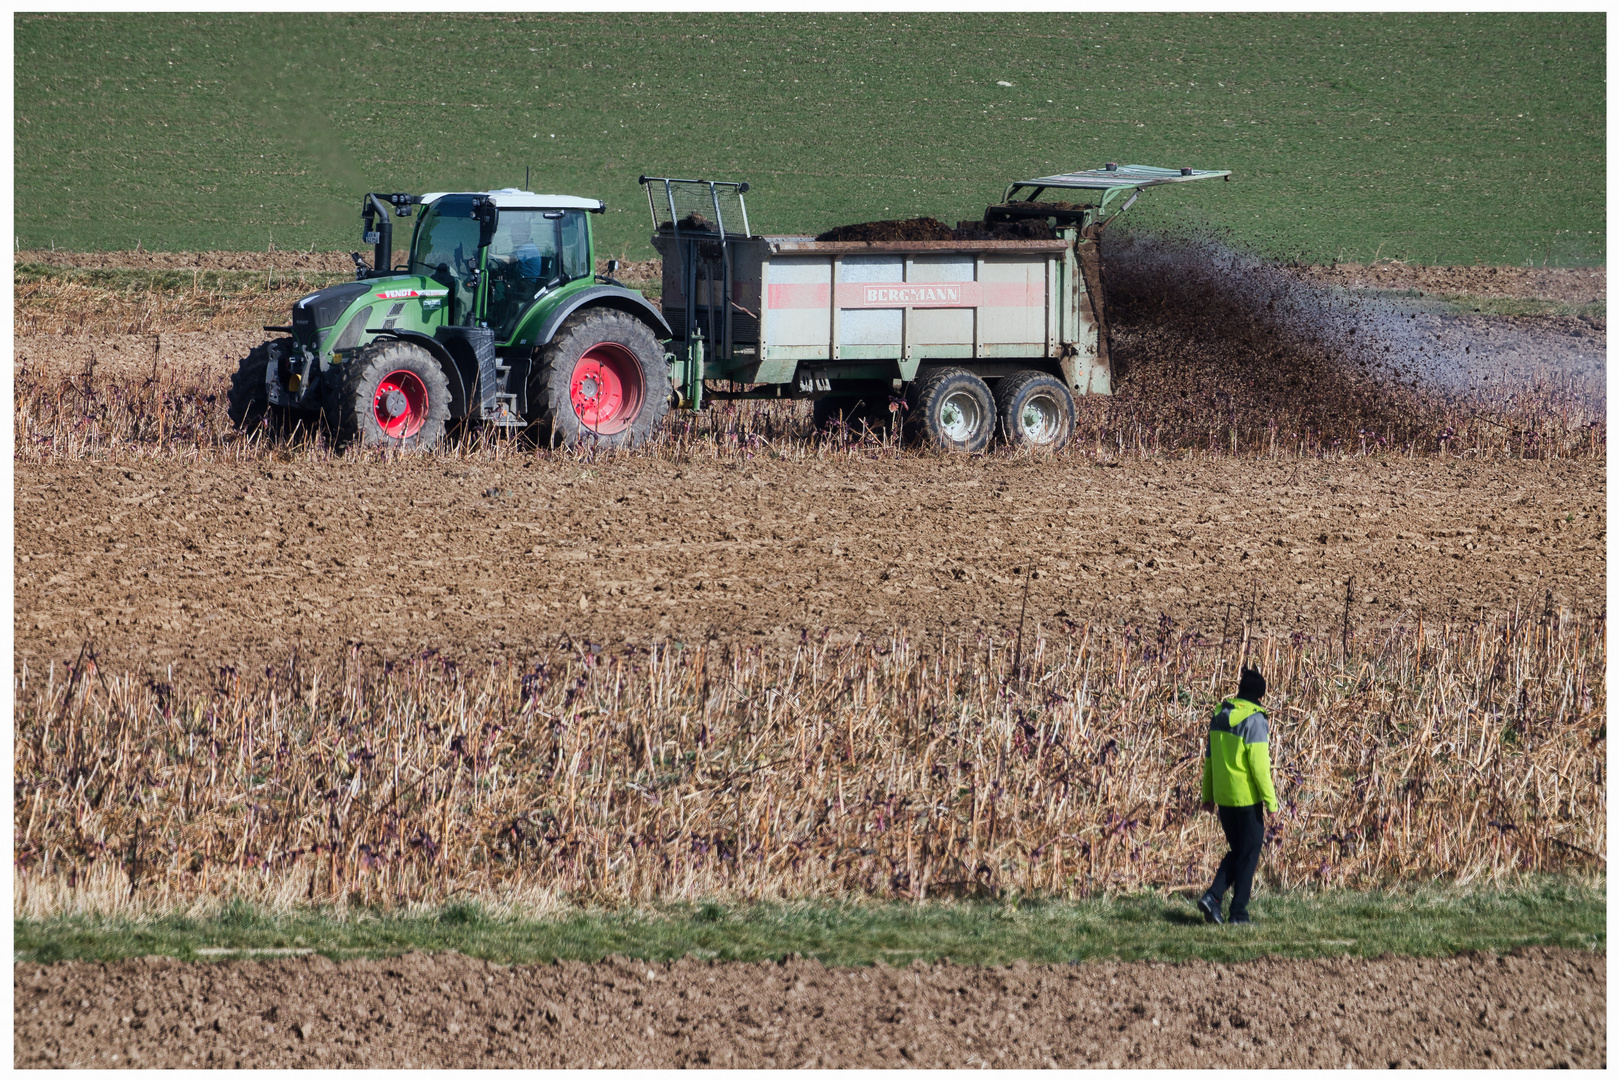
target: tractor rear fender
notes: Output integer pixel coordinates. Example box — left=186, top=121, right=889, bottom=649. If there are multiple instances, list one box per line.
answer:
left=526, top=286, right=674, bottom=347
left=366, top=330, right=473, bottom=419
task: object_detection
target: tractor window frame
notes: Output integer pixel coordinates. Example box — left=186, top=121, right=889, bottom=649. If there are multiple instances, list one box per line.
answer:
left=557, top=210, right=590, bottom=282
left=408, top=196, right=484, bottom=320
left=486, top=209, right=568, bottom=340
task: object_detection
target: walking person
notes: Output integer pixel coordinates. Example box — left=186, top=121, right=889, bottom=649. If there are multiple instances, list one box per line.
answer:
left=1198, top=667, right=1278, bottom=925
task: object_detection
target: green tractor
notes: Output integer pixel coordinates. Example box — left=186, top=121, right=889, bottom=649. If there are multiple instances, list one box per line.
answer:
left=228, top=188, right=673, bottom=450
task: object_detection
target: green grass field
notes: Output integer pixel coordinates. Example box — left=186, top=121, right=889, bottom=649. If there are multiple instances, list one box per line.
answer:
left=15, top=880, right=1604, bottom=967
left=14, top=13, right=1603, bottom=266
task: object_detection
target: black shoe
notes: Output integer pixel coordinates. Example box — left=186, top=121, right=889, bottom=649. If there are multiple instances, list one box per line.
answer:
left=1198, top=894, right=1223, bottom=925
left=1230, top=915, right=1252, bottom=925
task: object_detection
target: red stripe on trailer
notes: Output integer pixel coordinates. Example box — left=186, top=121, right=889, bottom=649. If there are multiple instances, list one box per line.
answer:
left=767, top=283, right=832, bottom=309
left=767, top=281, right=1041, bottom=310
left=980, top=282, right=1046, bottom=308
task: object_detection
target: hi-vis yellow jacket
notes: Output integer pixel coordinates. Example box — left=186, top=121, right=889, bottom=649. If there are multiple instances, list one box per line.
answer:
left=1200, top=696, right=1278, bottom=812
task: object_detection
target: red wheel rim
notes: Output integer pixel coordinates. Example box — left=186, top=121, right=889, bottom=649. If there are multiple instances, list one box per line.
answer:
left=372, top=369, right=430, bottom=440
left=569, top=343, right=643, bottom=436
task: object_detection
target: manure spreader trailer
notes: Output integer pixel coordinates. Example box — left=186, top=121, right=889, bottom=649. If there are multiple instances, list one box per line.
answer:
left=229, top=164, right=1226, bottom=453
left=645, top=164, right=1228, bottom=452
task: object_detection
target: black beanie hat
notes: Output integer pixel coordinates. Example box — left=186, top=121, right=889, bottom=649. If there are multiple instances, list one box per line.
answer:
left=1237, top=667, right=1266, bottom=703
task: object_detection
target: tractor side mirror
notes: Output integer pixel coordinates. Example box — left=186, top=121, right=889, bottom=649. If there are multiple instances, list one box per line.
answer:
left=606, top=259, right=620, bottom=274
left=473, top=198, right=500, bottom=250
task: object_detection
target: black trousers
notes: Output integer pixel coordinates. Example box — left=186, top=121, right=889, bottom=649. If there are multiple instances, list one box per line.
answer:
left=1208, top=803, right=1265, bottom=919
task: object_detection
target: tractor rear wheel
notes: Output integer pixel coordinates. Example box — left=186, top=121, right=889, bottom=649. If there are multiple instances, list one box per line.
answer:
left=905, top=367, right=996, bottom=453
left=227, top=339, right=320, bottom=438
left=995, top=370, right=1075, bottom=451
left=527, top=308, right=669, bottom=448
left=329, top=339, right=451, bottom=451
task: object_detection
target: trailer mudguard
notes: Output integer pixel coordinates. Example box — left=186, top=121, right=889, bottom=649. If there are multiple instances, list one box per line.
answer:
left=522, top=286, right=674, bottom=347
left=367, top=329, right=473, bottom=419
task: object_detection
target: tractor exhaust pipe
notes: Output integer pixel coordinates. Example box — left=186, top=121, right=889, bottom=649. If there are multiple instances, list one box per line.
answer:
left=361, top=193, right=393, bottom=276
left=361, top=193, right=422, bottom=277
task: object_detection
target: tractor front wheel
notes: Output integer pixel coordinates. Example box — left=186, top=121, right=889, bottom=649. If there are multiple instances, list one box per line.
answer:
left=329, top=339, right=451, bottom=451
left=528, top=308, right=669, bottom=448
left=226, top=339, right=320, bottom=438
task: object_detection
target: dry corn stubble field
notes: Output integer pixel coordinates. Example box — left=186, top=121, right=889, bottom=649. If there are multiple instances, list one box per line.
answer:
left=13, top=247, right=1606, bottom=1068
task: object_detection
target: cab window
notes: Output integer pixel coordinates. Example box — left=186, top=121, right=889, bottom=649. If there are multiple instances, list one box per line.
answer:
left=409, top=196, right=482, bottom=321
left=488, top=209, right=591, bottom=340
left=558, top=211, right=590, bottom=280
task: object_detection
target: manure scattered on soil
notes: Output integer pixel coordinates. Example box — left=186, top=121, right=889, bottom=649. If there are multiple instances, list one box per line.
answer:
left=1101, top=232, right=1604, bottom=452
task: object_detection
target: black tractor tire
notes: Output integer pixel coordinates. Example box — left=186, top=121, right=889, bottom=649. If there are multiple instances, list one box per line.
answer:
left=329, top=339, right=451, bottom=451
left=527, top=307, right=669, bottom=448
left=904, top=367, right=996, bottom=453
left=995, top=370, right=1076, bottom=451
left=227, top=339, right=319, bottom=437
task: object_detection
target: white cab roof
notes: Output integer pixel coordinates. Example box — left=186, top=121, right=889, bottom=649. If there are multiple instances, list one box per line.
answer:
left=418, top=188, right=604, bottom=211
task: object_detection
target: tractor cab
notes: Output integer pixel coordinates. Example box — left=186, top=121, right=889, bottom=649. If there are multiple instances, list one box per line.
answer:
left=408, top=189, right=602, bottom=341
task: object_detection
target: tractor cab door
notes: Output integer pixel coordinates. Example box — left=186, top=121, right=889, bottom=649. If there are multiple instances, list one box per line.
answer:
left=483, top=208, right=592, bottom=343
left=409, top=195, right=487, bottom=325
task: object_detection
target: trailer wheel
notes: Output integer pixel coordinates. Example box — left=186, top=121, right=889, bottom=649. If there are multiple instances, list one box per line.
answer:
left=330, top=339, right=451, bottom=451
left=227, top=339, right=320, bottom=438
left=995, top=371, right=1076, bottom=451
left=528, top=308, right=669, bottom=448
left=906, top=367, right=995, bottom=453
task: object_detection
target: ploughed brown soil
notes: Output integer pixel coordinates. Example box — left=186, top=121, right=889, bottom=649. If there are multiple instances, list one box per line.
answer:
left=13, top=454, right=1604, bottom=681
left=1301, top=261, right=1606, bottom=305
left=15, top=947, right=1603, bottom=1068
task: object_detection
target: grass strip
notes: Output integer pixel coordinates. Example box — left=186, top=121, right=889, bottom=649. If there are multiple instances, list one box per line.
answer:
left=15, top=879, right=1602, bottom=967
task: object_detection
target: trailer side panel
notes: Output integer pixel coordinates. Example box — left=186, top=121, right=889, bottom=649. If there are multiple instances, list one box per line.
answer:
left=656, top=235, right=1110, bottom=394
